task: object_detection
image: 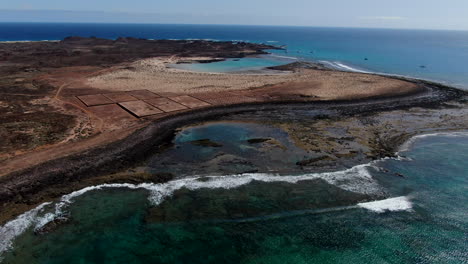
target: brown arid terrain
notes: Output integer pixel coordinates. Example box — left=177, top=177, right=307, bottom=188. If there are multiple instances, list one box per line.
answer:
left=0, top=37, right=467, bottom=224
left=0, top=37, right=278, bottom=171
left=0, top=37, right=420, bottom=176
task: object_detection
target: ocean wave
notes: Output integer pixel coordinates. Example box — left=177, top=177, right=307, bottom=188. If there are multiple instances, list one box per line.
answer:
left=219, top=195, right=412, bottom=223
left=0, top=149, right=425, bottom=257
left=316, top=60, right=467, bottom=89
left=2, top=129, right=461, bottom=257
left=357, top=196, right=412, bottom=213
left=144, top=164, right=382, bottom=205
left=166, top=38, right=221, bottom=42
left=332, top=62, right=372, bottom=73
left=318, top=60, right=371, bottom=73
left=271, top=55, right=299, bottom=60
left=0, top=202, right=51, bottom=259
left=187, top=38, right=220, bottom=41
left=397, top=131, right=468, bottom=153
left=0, top=163, right=384, bottom=257
left=0, top=40, right=59, bottom=43
left=0, top=193, right=413, bottom=258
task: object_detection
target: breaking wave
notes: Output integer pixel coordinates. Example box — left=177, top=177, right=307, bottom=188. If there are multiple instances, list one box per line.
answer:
left=0, top=202, right=51, bottom=258
left=0, top=163, right=384, bottom=257
left=358, top=196, right=412, bottom=213
left=4, top=139, right=443, bottom=258
left=316, top=59, right=462, bottom=88
left=216, top=195, right=412, bottom=223
left=2, top=127, right=463, bottom=258
left=268, top=54, right=299, bottom=61
left=318, top=60, right=371, bottom=73
left=398, top=131, right=468, bottom=153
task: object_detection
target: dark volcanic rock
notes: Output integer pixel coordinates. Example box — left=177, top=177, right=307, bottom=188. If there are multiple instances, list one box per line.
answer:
left=34, top=216, right=69, bottom=235
left=190, top=139, right=223, bottom=147
left=267, top=61, right=330, bottom=71
left=296, top=156, right=335, bottom=167
left=247, top=138, right=271, bottom=144
left=0, top=37, right=281, bottom=68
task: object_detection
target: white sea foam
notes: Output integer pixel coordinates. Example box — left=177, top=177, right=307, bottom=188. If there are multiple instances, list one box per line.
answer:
left=2, top=117, right=462, bottom=258
left=333, top=62, right=372, bottom=73
left=318, top=60, right=371, bottom=73
left=0, top=202, right=51, bottom=258
left=0, top=156, right=418, bottom=257
left=0, top=163, right=383, bottom=257
left=316, top=59, right=468, bottom=89
left=3, top=126, right=458, bottom=257
left=227, top=196, right=412, bottom=223
left=398, top=131, right=468, bottom=153
left=268, top=54, right=299, bottom=61
left=187, top=38, right=220, bottom=41
left=0, top=40, right=59, bottom=43
left=0, top=191, right=413, bottom=259
left=358, top=196, right=412, bottom=213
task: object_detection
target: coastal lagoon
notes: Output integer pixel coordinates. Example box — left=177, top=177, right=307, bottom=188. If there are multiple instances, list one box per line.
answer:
left=169, top=55, right=296, bottom=73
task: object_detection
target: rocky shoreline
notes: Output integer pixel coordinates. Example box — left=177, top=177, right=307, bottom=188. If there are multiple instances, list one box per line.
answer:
left=0, top=36, right=280, bottom=67
left=0, top=77, right=467, bottom=224
left=0, top=37, right=467, bottom=224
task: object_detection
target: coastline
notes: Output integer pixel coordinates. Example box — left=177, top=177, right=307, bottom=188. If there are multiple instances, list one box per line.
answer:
left=0, top=162, right=386, bottom=255
left=269, top=59, right=468, bottom=91
left=0, top=40, right=60, bottom=43
left=396, top=131, right=468, bottom=153
left=1, top=128, right=467, bottom=258
left=0, top=79, right=466, bottom=224
left=0, top=37, right=467, bottom=226
left=323, top=60, right=468, bottom=90
left=0, top=23, right=467, bottom=263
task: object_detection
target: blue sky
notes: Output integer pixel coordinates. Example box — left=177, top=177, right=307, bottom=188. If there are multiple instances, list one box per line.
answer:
left=1, top=0, right=467, bottom=30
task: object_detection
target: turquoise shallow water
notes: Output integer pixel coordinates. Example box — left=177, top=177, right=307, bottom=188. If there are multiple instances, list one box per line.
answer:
left=169, top=55, right=296, bottom=73
left=1, top=132, right=467, bottom=263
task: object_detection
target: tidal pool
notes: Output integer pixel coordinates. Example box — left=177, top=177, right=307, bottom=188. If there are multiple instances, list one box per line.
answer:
left=143, top=121, right=313, bottom=176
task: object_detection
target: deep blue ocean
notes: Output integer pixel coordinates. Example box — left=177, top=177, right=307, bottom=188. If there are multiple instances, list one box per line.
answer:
left=1, top=22, right=468, bottom=89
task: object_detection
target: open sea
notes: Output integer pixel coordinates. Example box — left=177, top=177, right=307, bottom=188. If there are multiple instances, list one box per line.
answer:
left=1, top=23, right=468, bottom=89
left=1, top=23, right=468, bottom=263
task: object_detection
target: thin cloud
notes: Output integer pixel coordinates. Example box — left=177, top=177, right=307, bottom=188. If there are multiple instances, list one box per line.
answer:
left=358, top=16, right=407, bottom=20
